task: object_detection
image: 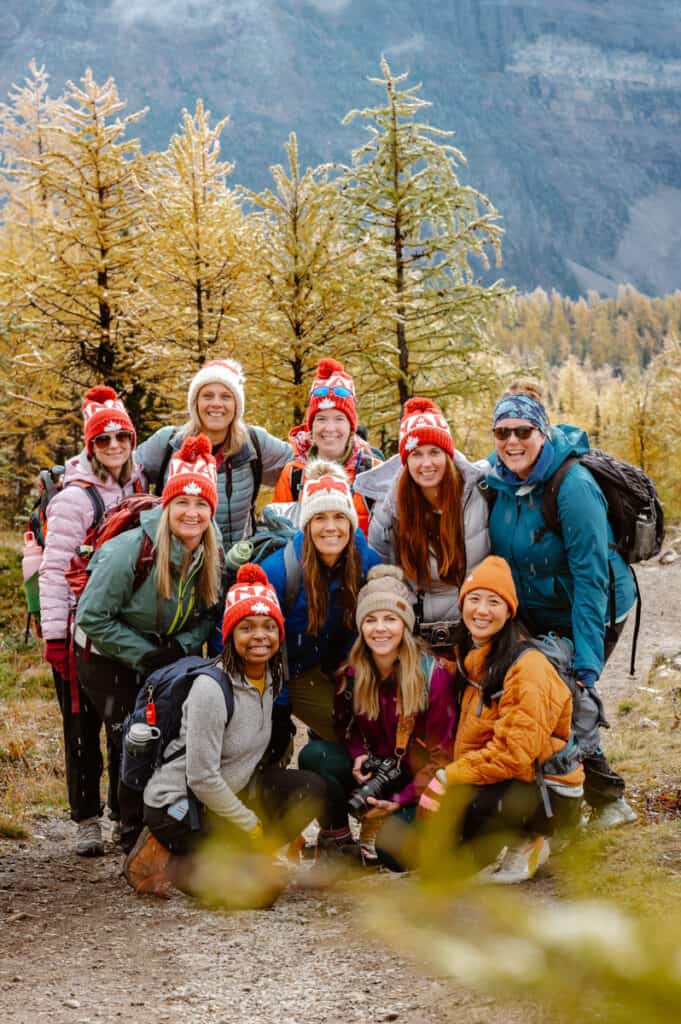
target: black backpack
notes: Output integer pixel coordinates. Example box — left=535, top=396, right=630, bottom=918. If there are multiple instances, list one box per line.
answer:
left=120, top=656, right=234, bottom=793
left=483, top=447, right=665, bottom=675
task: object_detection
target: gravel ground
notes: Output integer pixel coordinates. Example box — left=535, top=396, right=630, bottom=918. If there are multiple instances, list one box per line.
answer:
left=1, top=554, right=679, bottom=1024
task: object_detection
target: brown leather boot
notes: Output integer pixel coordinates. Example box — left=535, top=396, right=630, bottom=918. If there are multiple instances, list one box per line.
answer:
left=123, top=827, right=171, bottom=896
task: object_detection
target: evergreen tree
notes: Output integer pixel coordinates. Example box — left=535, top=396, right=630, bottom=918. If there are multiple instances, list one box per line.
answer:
left=245, top=132, right=386, bottom=430
left=338, top=58, right=508, bottom=437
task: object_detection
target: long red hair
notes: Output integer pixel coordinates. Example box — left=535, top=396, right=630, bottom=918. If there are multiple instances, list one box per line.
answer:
left=396, top=458, right=466, bottom=590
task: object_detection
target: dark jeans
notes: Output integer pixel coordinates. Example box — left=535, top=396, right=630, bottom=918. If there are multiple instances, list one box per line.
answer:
left=52, top=667, right=104, bottom=822
left=299, top=737, right=420, bottom=871
left=144, top=766, right=328, bottom=855
left=75, top=648, right=141, bottom=825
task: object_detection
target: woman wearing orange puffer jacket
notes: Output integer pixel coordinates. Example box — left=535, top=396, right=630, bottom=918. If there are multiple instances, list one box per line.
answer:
left=273, top=358, right=381, bottom=536
left=419, top=556, right=584, bottom=884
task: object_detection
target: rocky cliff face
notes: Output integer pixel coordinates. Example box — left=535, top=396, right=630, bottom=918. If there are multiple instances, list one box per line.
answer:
left=1, top=0, right=680, bottom=296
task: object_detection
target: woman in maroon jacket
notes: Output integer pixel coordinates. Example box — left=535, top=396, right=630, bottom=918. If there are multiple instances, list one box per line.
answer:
left=299, top=564, right=457, bottom=867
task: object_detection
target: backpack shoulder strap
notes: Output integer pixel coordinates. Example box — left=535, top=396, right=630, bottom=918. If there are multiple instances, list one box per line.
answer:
left=64, top=480, right=106, bottom=529
left=201, top=665, right=235, bottom=722
left=247, top=427, right=263, bottom=531
left=156, top=434, right=178, bottom=493
left=290, top=465, right=304, bottom=502
left=132, top=532, right=156, bottom=593
left=283, top=539, right=302, bottom=614
left=538, top=456, right=581, bottom=538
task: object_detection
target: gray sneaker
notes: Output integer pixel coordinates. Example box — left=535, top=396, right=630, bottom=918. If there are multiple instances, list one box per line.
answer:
left=76, top=817, right=104, bottom=857
left=478, top=835, right=550, bottom=885
left=589, top=798, right=638, bottom=830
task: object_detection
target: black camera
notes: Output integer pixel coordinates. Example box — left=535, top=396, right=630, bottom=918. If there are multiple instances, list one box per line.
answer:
left=418, top=620, right=457, bottom=651
left=348, top=754, right=404, bottom=818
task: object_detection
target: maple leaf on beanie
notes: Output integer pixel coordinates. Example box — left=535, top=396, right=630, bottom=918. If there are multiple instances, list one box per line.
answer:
left=305, top=357, right=358, bottom=432
left=161, top=433, right=218, bottom=515
left=398, top=397, right=454, bottom=464
left=299, top=458, right=358, bottom=532
left=82, top=385, right=136, bottom=454
left=221, top=562, right=285, bottom=644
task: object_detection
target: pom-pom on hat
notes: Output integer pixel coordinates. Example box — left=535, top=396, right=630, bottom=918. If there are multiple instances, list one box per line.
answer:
left=82, top=386, right=136, bottom=455
left=161, top=434, right=218, bottom=515
left=221, top=563, right=285, bottom=644
left=305, top=358, right=358, bottom=433
left=299, top=459, right=358, bottom=532
left=356, top=564, right=415, bottom=633
left=187, top=359, right=245, bottom=422
left=458, top=555, right=519, bottom=617
left=398, top=397, right=454, bottom=464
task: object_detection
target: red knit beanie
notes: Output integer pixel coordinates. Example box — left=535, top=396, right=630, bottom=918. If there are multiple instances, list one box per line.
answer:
left=305, top=358, right=358, bottom=432
left=398, top=397, right=454, bottom=464
left=221, top=563, right=285, bottom=644
left=161, top=435, right=218, bottom=516
left=82, top=386, right=136, bottom=455
left=458, top=556, right=519, bottom=617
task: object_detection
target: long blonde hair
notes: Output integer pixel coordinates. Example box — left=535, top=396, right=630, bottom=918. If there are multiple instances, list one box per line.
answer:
left=344, top=629, right=427, bottom=721
left=179, top=407, right=247, bottom=460
left=155, top=505, right=221, bottom=607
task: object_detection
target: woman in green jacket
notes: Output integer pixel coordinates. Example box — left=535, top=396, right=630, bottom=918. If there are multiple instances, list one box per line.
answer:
left=75, top=435, right=223, bottom=850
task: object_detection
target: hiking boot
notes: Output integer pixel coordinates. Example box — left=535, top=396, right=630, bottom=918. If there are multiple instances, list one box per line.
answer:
left=589, top=797, right=638, bottom=830
left=480, top=835, right=550, bottom=885
left=76, top=817, right=104, bottom=857
left=123, top=826, right=172, bottom=897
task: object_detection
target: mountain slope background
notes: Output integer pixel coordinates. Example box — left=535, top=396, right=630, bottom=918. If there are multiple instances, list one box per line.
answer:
left=1, top=0, right=680, bottom=297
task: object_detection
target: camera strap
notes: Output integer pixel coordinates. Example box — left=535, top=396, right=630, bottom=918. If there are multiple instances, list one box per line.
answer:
left=395, top=713, right=416, bottom=760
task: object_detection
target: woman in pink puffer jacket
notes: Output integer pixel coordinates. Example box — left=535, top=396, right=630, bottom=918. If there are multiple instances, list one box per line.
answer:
left=39, top=386, right=147, bottom=857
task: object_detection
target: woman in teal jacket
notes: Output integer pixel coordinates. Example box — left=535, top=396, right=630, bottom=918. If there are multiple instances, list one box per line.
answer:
left=485, top=383, right=637, bottom=828
left=76, top=435, right=223, bottom=850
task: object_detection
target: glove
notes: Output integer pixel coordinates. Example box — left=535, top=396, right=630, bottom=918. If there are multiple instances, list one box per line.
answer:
left=45, top=638, right=70, bottom=678
left=417, top=774, right=448, bottom=820
left=141, top=638, right=184, bottom=672
left=265, top=703, right=297, bottom=765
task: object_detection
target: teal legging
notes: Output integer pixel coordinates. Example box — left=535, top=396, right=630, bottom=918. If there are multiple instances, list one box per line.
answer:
left=298, top=737, right=417, bottom=870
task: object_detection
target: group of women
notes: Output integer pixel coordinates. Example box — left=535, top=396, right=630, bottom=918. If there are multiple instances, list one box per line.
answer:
left=38, top=353, right=638, bottom=899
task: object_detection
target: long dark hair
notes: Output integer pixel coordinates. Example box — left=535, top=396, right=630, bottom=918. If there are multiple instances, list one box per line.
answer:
left=457, top=617, right=533, bottom=707
left=302, top=522, right=362, bottom=635
left=396, top=458, right=466, bottom=589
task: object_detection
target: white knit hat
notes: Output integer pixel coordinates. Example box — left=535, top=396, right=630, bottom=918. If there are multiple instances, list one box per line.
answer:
left=299, top=459, right=358, bottom=532
left=187, top=359, right=245, bottom=421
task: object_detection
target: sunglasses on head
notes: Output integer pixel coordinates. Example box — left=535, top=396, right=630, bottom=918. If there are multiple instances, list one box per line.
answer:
left=493, top=426, right=536, bottom=441
left=311, top=385, right=353, bottom=398
left=93, top=430, right=133, bottom=448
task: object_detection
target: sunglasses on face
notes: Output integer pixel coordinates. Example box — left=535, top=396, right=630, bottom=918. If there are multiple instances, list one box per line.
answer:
left=311, top=385, right=353, bottom=398
left=93, top=430, right=133, bottom=449
left=493, top=426, right=536, bottom=441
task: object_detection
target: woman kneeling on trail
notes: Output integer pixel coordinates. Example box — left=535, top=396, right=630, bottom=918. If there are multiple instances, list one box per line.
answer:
left=75, top=436, right=222, bottom=851
left=123, top=564, right=327, bottom=900
left=300, top=565, right=457, bottom=866
left=485, top=382, right=637, bottom=828
left=261, top=459, right=381, bottom=742
left=39, top=386, right=146, bottom=857
left=369, top=398, right=489, bottom=655
left=419, top=557, right=584, bottom=885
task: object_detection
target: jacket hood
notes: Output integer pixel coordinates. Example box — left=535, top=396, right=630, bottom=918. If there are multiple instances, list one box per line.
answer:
left=380, top=448, right=483, bottom=507
left=486, top=423, right=590, bottom=491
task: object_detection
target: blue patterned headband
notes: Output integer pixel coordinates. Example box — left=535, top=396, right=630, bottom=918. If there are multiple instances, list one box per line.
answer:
left=493, top=394, right=549, bottom=435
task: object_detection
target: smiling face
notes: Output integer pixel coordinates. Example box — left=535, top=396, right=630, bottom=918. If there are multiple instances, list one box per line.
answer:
left=309, top=510, right=351, bottom=566
left=406, top=444, right=448, bottom=496
left=91, top=430, right=133, bottom=480
left=462, top=587, right=511, bottom=644
left=232, top=615, right=281, bottom=676
left=494, top=418, right=545, bottom=480
left=196, top=383, right=236, bottom=443
left=168, top=493, right=213, bottom=551
left=310, top=410, right=352, bottom=461
left=361, top=610, right=405, bottom=665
